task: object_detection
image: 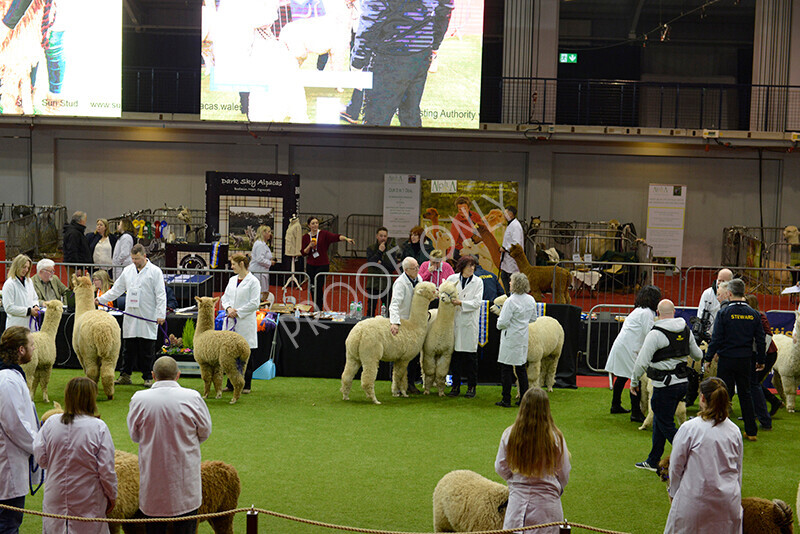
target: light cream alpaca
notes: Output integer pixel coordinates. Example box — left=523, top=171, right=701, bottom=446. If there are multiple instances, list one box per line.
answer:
left=341, top=281, right=437, bottom=404
left=636, top=374, right=687, bottom=431
left=72, top=276, right=121, bottom=400
left=771, top=311, right=800, bottom=413
left=490, top=295, right=565, bottom=391
left=421, top=281, right=457, bottom=396
left=432, top=470, right=508, bottom=532
left=22, top=300, right=63, bottom=402
left=193, top=296, right=251, bottom=404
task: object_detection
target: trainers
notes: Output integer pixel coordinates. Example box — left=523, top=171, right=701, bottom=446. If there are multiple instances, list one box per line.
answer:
left=635, top=461, right=657, bottom=472
left=242, top=389, right=251, bottom=394
left=744, top=433, right=758, bottom=442
left=143, top=379, right=153, bottom=388
left=114, top=373, right=132, bottom=385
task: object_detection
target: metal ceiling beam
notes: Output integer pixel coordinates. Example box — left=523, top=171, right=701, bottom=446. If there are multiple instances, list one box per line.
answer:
left=628, top=0, right=646, bottom=39
left=123, top=0, right=143, bottom=27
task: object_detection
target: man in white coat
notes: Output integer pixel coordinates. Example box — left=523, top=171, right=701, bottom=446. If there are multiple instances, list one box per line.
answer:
left=0, top=326, right=39, bottom=533
left=98, top=244, right=167, bottom=387
left=128, top=356, right=212, bottom=534
left=496, top=273, right=537, bottom=407
left=499, top=206, right=523, bottom=296
left=446, top=256, right=484, bottom=398
left=697, top=268, right=733, bottom=334
left=389, top=257, right=423, bottom=393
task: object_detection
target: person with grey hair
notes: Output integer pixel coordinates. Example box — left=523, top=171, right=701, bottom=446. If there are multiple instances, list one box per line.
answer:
left=495, top=273, right=537, bottom=407
left=32, top=258, right=68, bottom=304
left=62, top=210, right=92, bottom=268
left=388, top=257, right=423, bottom=392
left=128, top=356, right=212, bottom=534
left=706, top=278, right=765, bottom=441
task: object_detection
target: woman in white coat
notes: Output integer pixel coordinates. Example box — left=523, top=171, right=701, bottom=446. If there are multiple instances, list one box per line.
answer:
left=665, top=377, right=743, bottom=533
left=604, top=285, right=661, bottom=422
left=111, top=219, right=134, bottom=280
left=495, top=388, right=570, bottom=534
left=34, top=377, right=117, bottom=534
left=2, top=254, right=40, bottom=332
left=445, top=256, right=484, bottom=398
left=250, top=225, right=275, bottom=302
left=496, top=273, right=538, bottom=407
left=222, top=252, right=261, bottom=393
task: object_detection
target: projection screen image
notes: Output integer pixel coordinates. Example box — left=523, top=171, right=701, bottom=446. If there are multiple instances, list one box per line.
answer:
left=201, top=0, right=483, bottom=128
left=0, top=0, right=122, bottom=117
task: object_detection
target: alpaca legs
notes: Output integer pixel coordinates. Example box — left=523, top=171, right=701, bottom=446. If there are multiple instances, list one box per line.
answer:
left=223, top=357, right=247, bottom=404
left=421, top=352, right=436, bottom=394
left=782, top=376, right=797, bottom=413
left=208, top=515, right=235, bottom=534
left=29, top=376, right=38, bottom=401
left=526, top=358, right=542, bottom=391
left=84, top=356, right=101, bottom=386
left=199, top=364, right=214, bottom=399
left=340, top=357, right=361, bottom=401
left=212, top=366, right=225, bottom=399
left=39, top=368, right=53, bottom=403
left=360, top=361, right=381, bottom=404
left=392, top=361, right=409, bottom=398
left=434, top=355, right=452, bottom=396
left=99, top=361, right=116, bottom=400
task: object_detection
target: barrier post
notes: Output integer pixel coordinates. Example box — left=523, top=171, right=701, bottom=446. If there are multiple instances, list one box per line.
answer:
left=246, top=505, right=258, bottom=533
left=559, top=520, right=571, bottom=533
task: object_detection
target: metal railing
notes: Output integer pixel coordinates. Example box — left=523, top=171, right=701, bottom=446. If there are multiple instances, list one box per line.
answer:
left=0, top=205, right=67, bottom=258
left=344, top=214, right=382, bottom=258
left=314, top=272, right=398, bottom=314
left=681, top=265, right=800, bottom=312
left=584, top=304, right=632, bottom=373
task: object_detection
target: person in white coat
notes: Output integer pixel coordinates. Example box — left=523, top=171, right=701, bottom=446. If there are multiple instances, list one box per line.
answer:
left=2, top=254, right=40, bottom=332
left=696, top=268, right=733, bottom=334
left=222, top=252, right=261, bottom=393
left=499, top=206, right=523, bottom=295
left=496, top=272, right=537, bottom=407
left=495, top=388, right=570, bottom=534
left=0, top=326, right=39, bottom=533
left=604, top=285, right=661, bottom=422
left=97, top=244, right=166, bottom=387
left=250, top=225, right=275, bottom=302
left=445, top=256, right=484, bottom=398
left=389, top=257, right=423, bottom=393
left=34, top=376, right=117, bottom=534
left=128, top=356, right=212, bottom=534
left=112, top=219, right=135, bottom=280
left=665, top=377, right=743, bottom=533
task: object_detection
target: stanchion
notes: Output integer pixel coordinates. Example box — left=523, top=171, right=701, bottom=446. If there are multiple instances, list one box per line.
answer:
left=247, top=505, right=258, bottom=533
left=559, top=519, right=571, bottom=533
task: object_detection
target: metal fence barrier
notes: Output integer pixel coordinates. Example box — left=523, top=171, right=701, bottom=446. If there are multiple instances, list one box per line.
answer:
left=314, top=272, right=398, bottom=314
left=681, top=265, right=799, bottom=312
left=344, top=214, right=382, bottom=258
left=0, top=205, right=67, bottom=258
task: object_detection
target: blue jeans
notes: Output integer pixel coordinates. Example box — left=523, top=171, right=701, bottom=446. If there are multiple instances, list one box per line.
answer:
left=0, top=496, right=25, bottom=534
left=646, top=382, right=688, bottom=466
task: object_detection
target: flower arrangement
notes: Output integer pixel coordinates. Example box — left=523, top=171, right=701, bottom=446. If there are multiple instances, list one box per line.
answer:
left=161, top=319, right=195, bottom=356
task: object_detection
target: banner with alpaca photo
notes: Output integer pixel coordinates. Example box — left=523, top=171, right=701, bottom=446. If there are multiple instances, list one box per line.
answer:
left=420, top=180, right=518, bottom=275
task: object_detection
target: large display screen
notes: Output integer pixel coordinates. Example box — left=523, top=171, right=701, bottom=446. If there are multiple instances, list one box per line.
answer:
left=0, top=0, right=121, bottom=117
left=201, top=0, right=483, bottom=128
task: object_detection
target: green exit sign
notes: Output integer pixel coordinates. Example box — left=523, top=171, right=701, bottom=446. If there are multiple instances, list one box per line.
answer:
left=559, top=53, right=578, bottom=64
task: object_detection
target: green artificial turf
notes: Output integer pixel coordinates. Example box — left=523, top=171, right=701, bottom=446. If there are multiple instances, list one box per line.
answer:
left=18, top=370, right=800, bottom=533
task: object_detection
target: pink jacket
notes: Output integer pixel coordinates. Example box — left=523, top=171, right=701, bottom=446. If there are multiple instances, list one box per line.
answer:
left=419, top=261, right=454, bottom=287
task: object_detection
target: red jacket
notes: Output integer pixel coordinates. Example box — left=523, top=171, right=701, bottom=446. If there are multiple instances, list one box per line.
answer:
left=301, top=230, right=341, bottom=266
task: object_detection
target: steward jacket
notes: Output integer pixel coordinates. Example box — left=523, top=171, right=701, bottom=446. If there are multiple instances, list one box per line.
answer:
left=707, top=301, right=766, bottom=364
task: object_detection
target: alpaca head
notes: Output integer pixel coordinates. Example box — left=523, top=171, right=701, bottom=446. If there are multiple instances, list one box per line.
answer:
left=508, top=243, right=525, bottom=259
left=608, top=219, right=620, bottom=232
left=657, top=456, right=670, bottom=483
left=194, top=296, right=220, bottom=313
left=414, top=281, right=437, bottom=302
left=490, top=294, right=508, bottom=316
left=437, top=281, right=458, bottom=304
left=423, top=207, right=439, bottom=220
left=73, top=275, right=93, bottom=294
left=784, top=225, right=799, bottom=244
left=42, top=299, right=64, bottom=318
left=40, top=401, right=63, bottom=424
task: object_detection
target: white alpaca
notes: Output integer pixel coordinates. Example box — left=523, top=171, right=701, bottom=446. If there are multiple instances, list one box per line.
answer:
left=341, top=282, right=438, bottom=404
left=636, top=374, right=687, bottom=431
left=22, top=299, right=63, bottom=402
left=193, top=296, right=252, bottom=404
left=72, top=276, right=122, bottom=400
left=771, top=311, right=800, bottom=413
left=421, top=281, right=457, bottom=396
left=491, top=295, right=565, bottom=391
left=432, top=470, right=508, bottom=532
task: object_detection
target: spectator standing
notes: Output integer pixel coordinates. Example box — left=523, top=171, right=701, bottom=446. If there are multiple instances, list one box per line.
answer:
left=419, top=249, right=454, bottom=288
left=87, top=218, right=117, bottom=268
left=364, top=227, right=396, bottom=317
left=399, top=225, right=433, bottom=265
left=127, top=356, right=212, bottom=534
left=0, top=326, right=39, bottom=533
left=665, top=377, right=743, bottom=533
left=98, top=244, right=167, bottom=387
left=2, top=254, right=40, bottom=331
left=251, top=225, right=275, bottom=302
left=221, top=253, right=261, bottom=394
left=62, top=211, right=92, bottom=270
left=474, top=263, right=504, bottom=302
left=744, top=294, right=783, bottom=417
left=496, top=273, right=537, bottom=407
left=112, top=219, right=135, bottom=280
left=32, top=258, right=67, bottom=305
left=499, top=206, right=523, bottom=295
left=495, top=388, right=570, bottom=534
left=388, top=257, right=423, bottom=393
left=301, top=216, right=355, bottom=311
left=34, top=377, right=117, bottom=534
left=445, top=256, right=484, bottom=398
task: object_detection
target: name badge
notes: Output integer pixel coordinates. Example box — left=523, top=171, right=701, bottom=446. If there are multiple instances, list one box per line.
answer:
left=128, top=287, right=141, bottom=307
left=312, top=251, right=320, bottom=259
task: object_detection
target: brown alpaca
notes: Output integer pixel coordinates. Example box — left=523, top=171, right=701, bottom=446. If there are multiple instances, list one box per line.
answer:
left=474, top=220, right=501, bottom=267
left=508, top=244, right=571, bottom=304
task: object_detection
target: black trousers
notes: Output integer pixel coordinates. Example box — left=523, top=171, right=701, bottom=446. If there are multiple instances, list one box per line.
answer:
left=500, top=270, right=512, bottom=296
left=122, top=337, right=156, bottom=380
left=145, top=509, right=198, bottom=534
left=450, top=350, right=478, bottom=388
left=306, top=263, right=328, bottom=311
left=500, top=362, right=528, bottom=403
left=717, top=356, right=758, bottom=436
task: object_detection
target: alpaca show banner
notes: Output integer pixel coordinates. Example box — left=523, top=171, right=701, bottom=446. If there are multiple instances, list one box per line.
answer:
left=200, top=0, right=484, bottom=128
left=0, top=0, right=122, bottom=117
left=420, top=180, right=518, bottom=275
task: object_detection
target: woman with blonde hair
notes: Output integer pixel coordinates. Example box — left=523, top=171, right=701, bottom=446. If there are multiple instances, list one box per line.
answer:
left=2, top=254, right=40, bottom=331
left=88, top=218, right=117, bottom=267
left=92, top=270, right=116, bottom=307
left=34, top=377, right=117, bottom=533
left=495, top=388, right=571, bottom=533
left=665, top=377, right=743, bottom=533
left=251, top=225, right=275, bottom=302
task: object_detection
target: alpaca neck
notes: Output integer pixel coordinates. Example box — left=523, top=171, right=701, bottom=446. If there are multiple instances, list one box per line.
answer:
left=408, top=295, right=430, bottom=326
left=195, top=308, right=215, bottom=335
left=74, top=289, right=96, bottom=319
left=39, top=310, right=61, bottom=336
left=513, top=253, right=532, bottom=271
left=436, top=302, right=456, bottom=325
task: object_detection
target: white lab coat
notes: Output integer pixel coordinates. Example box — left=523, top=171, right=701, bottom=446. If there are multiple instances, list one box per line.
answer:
left=2, top=276, right=39, bottom=330
left=497, top=292, right=538, bottom=365
left=446, top=274, right=484, bottom=352
left=220, top=272, right=261, bottom=348
left=0, top=368, right=38, bottom=500
left=495, top=426, right=570, bottom=534
left=34, top=415, right=117, bottom=534
left=98, top=260, right=167, bottom=340
left=665, top=416, right=743, bottom=534
left=128, top=381, right=212, bottom=517
left=697, top=286, right=720, bottom=330
left=389, top=274, right=421, bottom=324
left=604, top=306, right=656, bottom=379
left=111, top=233, right=133, bottom=280
left=501, top=218, right=524, bottom=273
left=251, top=240, right=273, bottom=293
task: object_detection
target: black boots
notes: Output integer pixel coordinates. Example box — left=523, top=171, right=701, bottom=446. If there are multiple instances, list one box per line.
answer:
left=446, top=385, right=461, bottom=397
left=610, top=405, right=631, bottom=414
left=464, top=386, right=476, bottom=398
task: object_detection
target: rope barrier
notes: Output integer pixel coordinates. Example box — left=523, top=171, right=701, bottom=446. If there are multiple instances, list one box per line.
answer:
left=0, top=504, right=631, bottom=534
